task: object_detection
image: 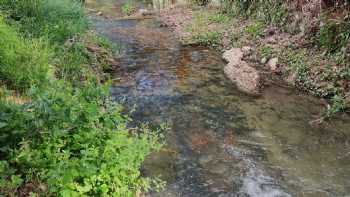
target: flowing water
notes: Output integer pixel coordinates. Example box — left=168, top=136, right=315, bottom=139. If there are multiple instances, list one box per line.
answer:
left=87, top=1, right=350, bottom=196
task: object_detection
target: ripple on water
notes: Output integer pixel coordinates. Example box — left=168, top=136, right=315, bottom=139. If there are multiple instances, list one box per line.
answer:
left=88, top=1, right=350, bottom=196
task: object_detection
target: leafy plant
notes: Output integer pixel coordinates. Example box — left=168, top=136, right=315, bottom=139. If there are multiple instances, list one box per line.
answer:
left=219, top=0, right=286, bottom=26
left=244, top=21, right=265, bottom=39
left=122, top=2, right=134, bottom=16
left=0, top=81, right=164, bottom=196
left=1, top=0, right=88, bottom=43
left=259, top=45, right=274, bottom=59
left=0, top=17, right=52, bottom=91
left=318, top=19, right=350, bottom=53
left=192, top=31, right=221, bottom=47
left=0, top=1, right=164, bottom=196
left=324, top=94, right=346, bottom=117
left=192, top=0, right=210, bottom=6
left=208, top=13, right=230, bottom=24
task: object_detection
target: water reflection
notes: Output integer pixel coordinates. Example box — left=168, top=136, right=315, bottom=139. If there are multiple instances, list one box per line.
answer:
left=88, top=0, right=350, bottom=196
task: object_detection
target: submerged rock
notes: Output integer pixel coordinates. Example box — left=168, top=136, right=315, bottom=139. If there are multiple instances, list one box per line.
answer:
left=223, top=48, right=262, bottom=94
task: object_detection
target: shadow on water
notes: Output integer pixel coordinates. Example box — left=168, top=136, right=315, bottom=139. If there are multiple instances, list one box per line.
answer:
left=87, top=1, right=350, bottom=196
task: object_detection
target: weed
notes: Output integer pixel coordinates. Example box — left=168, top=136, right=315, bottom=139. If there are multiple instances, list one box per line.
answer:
left=1, top=0, right=88, bottom=43
left=219, top=0, right=287, bottom=26
left=0, top=17, right=51, bottom=91
left=91, top=34, right=121, bottom=55
left=122, top=2, right=134, bottom=16
left=208, top=13, right=230, bottom=24
left=0, top=81, right=164, bottom=196
left=192, top=0, right=210, bottom=6
left=0, top=1, right=163, bottom=196
left=259, top=45, right=274, bottom=59
left=192, top=31, right=221, bottom=47
left=318, top=19, right=350, bottom=53
left=228, top=32, right=241, bottom=47
left=324, top=94, right=346, bottom=117
left=244, top=22, right=265, bottom=39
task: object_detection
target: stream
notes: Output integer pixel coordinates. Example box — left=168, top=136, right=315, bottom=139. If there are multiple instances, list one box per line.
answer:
left=87, top=0, right=350, bottom=196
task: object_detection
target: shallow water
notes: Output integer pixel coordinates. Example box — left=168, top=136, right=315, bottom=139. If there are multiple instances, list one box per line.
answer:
left=87, top=1, right=350, bottom=196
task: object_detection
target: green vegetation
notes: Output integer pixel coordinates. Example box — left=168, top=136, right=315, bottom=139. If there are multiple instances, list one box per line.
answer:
left=0, top=18, right=51, bottom=91
left=185, top=0, right=349, bottom=116
left=184, top=11, right=226, bottom=47
left=192, top=31, right=221, bottom=47
left=1, top=0, right=88, bottom=43
left=281, top=48, right=349, bottom=117
left=258, top=45, right=274, bottom=59
left=244, top=22, right=264, bottom=39
left=122, top=2, right=134, bottom=16
left=192, top=0, right=210, bottom=6
left=0, top=0, right=163, bottom=196
left=208, top=13, right=230, bottom=24
left=318, top=19, right=350, bottom=53
left=219, top=0, right=287, bottom=26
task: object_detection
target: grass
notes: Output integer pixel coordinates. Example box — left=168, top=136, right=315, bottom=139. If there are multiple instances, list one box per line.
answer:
left=208, top=13, right=230, bottom=24
left=0, top=17, right=52, bottom=91
left=122, top=2, right=135, bottom=16
left=192, top=31, right=221, bottom=47
left=259, top=45, right=274, bottom=59
left=0, top=0, right=163, bottom=196
left=1, top=0, right=88, bottom=43
left=244, top=21, right=265, bottom=40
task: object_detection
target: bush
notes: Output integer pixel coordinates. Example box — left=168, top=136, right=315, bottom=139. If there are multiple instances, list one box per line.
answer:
left=192, top=0, right=210, bottom=6
left=121, top=2, right=135, bottom=16
left=219, top=0, right=287, bottom=26
left=0, top=81, right=163, bottom=196
left=192, top=31, right=221, bottom=47
left=318, top=19, right=350, bottom=53
left=0, top=17, right=51, bottom=91
left=1, top=0, right=88, bottom=43
left=0, top=1, right=163, bottom=196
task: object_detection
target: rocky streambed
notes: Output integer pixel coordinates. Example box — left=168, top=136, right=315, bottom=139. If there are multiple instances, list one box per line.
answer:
left=87, top=0, right=350, bottom=196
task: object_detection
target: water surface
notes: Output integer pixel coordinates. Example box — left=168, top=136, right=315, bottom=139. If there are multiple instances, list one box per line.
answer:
left=87, top=1, right=350, bottom=196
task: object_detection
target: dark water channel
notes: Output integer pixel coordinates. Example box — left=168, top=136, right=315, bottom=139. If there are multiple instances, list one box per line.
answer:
left=87, top=1, right=350, bottom=196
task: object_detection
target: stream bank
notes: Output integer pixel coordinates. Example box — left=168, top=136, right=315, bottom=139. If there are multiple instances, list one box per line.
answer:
left=157, top=4, right=350, bottom=116
left=87, top=0, right=350, bottom=196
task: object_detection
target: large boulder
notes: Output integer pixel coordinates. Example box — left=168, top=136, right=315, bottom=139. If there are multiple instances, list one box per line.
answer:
left=223, top=48, right=243, bottom=65
left=223, top=48, right=262, bottom=94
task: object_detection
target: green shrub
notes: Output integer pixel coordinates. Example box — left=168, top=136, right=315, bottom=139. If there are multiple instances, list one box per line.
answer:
left=208, top=13, right=230, bottom=23
left=244, top=21, right=265, bottom=39
left=1, top=0, right=88, bottom=43
left=318, top=19, right=350, bottom=53
left=0, top=1, right=163, bottom=196
left=0, top=17, right=51, bottom=91
left=192, top=0, right=210, bottom=6
left=192, top=31, right=221, bottom=47
left=219, top=0, right=287, bottom=26
left=121, top=2, right=134, bottom=16
left=259, top=45, right=274, bottom=59
left=55, top=40, right=90, bottom=84
left=0, top=81, right=163, bottom=196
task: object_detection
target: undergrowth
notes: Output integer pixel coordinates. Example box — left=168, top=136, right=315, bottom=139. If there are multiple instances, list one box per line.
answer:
left=0, top=0, right=163, bottom=196
left=1, top=0, right=88, bottom=43
left=0, top=17, right=52, bottom=91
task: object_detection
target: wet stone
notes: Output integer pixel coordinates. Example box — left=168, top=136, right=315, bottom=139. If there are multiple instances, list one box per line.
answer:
left=207, top=161, right=230, bottom=175
left=198, top=154, right=214, bottom=165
